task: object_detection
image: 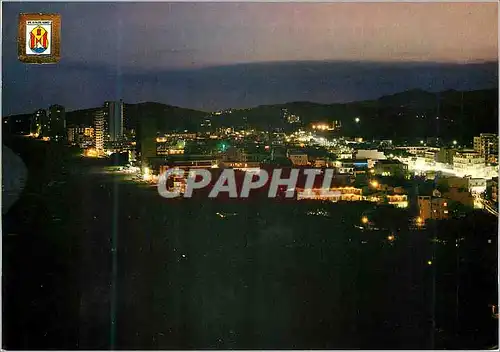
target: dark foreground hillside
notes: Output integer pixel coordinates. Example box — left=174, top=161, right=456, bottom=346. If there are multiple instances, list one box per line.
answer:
left=2, top=137, right=498, bottom=349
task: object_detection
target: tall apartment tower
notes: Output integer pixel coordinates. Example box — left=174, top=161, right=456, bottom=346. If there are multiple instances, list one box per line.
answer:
left=48, top=104, right=66, bottom=141
left=105, top=100, right=124, bottom=142
left=473, top=133, right=498, bottom=164
left=94, top=109, right=106, bottom=154
left=31, top=109, right=46, bottom=136
left=137, top=116, right=157, bottom=169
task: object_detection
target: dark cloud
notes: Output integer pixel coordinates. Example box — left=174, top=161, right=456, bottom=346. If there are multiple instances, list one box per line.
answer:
left=2, top=2, right=498, bottom=115
left=3, top=60, right=497, bottom=115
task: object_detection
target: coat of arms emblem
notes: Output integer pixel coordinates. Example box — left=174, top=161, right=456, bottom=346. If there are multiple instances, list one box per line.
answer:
left=18, top=13, right=61, bottom=64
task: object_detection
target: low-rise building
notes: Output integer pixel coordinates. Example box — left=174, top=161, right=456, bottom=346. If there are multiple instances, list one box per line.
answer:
left=395, top=146, right=439, bottom=156
left=443, top=187, right=474, bottom=208
left=469, top=178, right=487, bottom=195
left=490, top=178, right=498, bottom=203
left=386, top=194, right=409, bottom=208
left=436, top=147, right=457, bottom=165
left=373, top=159, right=408, bottom=177
left=439, top=176, right=469, bottom=190
left=288, top=151, right=309, bottom=166
left=453, top=150, right=485, bottom=177
left=418, top=196, right=449, bottom=221
left=307, top=156, right=328, bottom=168
left=424, top=150, right=437, bottom=164
left=355, top=149, right=386, bottom=161
left=296, top=186, right=363, bottom=202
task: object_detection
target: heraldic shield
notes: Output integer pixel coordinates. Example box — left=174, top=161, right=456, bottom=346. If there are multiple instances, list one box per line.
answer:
left=18, top=13, right=61, bottom=64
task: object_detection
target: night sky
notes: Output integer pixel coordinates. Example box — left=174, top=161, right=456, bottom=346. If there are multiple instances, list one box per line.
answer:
left=2, top=2, right=498, bottom=115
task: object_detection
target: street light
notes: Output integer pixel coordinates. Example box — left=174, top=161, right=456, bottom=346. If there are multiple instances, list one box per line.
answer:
left=355, top=117, right=360, bottom=123
left=453, top=140, right=457, bottom=146
left=416, top=216, right=423, bottom=227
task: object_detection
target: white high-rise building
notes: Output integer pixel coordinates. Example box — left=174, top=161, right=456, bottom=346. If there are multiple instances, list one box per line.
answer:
left=94, top=109, right=105, bottom=154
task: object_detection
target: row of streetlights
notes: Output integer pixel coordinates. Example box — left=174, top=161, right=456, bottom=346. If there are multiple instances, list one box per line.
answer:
left=420, top=140, right=458, bottom=145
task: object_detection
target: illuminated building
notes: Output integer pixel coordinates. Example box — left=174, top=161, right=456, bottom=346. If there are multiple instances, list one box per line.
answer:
left=424, top=150, right=437, bottom=165
left=337, top=166, right=355, bottom=175
left=67, top=126, right=79, bottom=144
left=417, top=196, right=449, bottom=221
left=474, top=133, right=498, bottom=164
left=30, top=109, right=44, bottom=137
left=395, top=146, right=439, bottom=156
left=335, top=159, right=368, bottom=175
left=158, top=159, right=217, bottom=175
left=312, top=158, right=327, bottom=168
left=468, top=178, right=487, bottom=194
left=288, top=151, right=309, bottom=166
left=220, top=161, right=261, bottom=174
left=168, top=132, right=197, bottom=140
left=386, top=194, right=409, bottom=208
left=435, top=147, right=457, bottom=165
left=355, top=149, right=386, bottom=161
left=296, top=187, right=363, bottom=202
left=453, top=150, right=485, bottom=177
left=311, top=122, right=339, bottom=131
left=67, top=125, right=94, bottom=146
left=48, top=104, right=66, bottom=141
left=364, top=192, right=408, bottom=208
left=373, top=160, right=408, bottom=177
left=84, top=127, right=94, bottom=138
left=94, top=109, right=105, bottom=155
left=32, top=109, right=49, bottom=137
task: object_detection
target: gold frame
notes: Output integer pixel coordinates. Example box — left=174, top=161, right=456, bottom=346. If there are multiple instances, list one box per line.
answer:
left=18, top=13, right=61, bottom=64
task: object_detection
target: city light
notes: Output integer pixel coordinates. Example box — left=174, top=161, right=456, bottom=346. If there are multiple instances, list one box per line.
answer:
left=370, top=180, right=379, bottom=188
left=416, top=217, right=423, bottom=226
left=83, top=148, right=98, bottom=158
left=143, top=167, right=151, bottom=181
left=427, top=260, right=433, bottom=265
left=387, top=234, right=395, bottom=242
left=312, top=124, right=331, bottom=131
left=453, top=140, right=457, bottom=145
left=355, top=117, right=360, bottom=123
left=361, top=216, right=369, bottom=224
